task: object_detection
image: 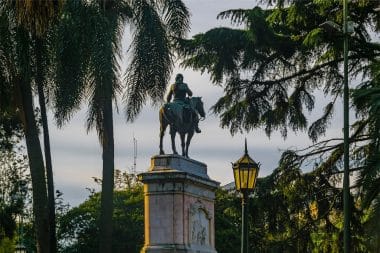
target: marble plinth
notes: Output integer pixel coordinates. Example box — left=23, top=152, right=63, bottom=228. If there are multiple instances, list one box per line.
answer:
left=138, top=155, right=219, bottom=253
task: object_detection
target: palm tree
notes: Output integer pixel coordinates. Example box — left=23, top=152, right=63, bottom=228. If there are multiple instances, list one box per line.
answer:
left=1, top=1, right=65, bottom=251
left=12, top=1, right=63, bottom=251
left=54, top=1, right=189, bottom=252
left=8, top=0, right=64, bottom=251
left=33, top=35, right=59, bottom=253
left=0, top=8, right=50, bottom=253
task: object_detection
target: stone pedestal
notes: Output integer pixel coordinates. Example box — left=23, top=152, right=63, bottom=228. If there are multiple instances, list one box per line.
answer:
left=138, top=155, right=219, bottom=253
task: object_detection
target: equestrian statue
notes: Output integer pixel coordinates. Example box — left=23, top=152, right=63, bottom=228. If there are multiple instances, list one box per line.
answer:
left=159, top=73, right=205, bottom=157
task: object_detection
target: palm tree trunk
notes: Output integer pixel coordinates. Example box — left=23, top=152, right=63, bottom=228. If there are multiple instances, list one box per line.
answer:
left=18, top=78, right=50, bottom=253
left=99, top=96, right=115, bottom=253
left=35, top=37, right=57, bottom=253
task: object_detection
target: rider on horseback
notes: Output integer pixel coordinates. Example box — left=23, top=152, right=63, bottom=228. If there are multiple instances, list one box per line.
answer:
left=166, top=73, right=201, bottom=133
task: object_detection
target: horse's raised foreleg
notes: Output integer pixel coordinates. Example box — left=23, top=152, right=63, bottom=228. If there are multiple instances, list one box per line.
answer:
left=180, top=133, right=186, bottom=156
left=170, top=126, right=178, bottom=155
left=185, top=131, right=194, bottom=158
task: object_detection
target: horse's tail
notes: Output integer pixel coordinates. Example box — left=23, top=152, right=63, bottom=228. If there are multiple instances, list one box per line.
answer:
left=159, top=105, right=172, bottom=136
left=159, top=106, right=164, bottom=124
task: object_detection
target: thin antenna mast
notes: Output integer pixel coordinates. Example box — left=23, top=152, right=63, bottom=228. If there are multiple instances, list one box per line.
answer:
left=133, top=135, right=137, bottom=174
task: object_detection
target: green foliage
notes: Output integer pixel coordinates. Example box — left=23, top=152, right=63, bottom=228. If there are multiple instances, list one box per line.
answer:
left=216, top=166, right=374, bottom=252
left=0, top=75, right=22, bottom=150
left=53, top=0, right=128, bottom=140
left=177, top=0, right=379, bottom=139
left=178, top=1, right=380, bottom=251
left=0, top=237, right=14, bottom=253
left=302, top=28, right=324, bottom=47
left=214, top=189, right=240, bottom=253
left=0, top=7, right=23, bottom=151
left=0, top=149, right=29, bottom=244
left=57, top=187, right=144, bottom=253
left=352, top=60, right=380, bottom=245
left=55, top=173, right=378, bottom=252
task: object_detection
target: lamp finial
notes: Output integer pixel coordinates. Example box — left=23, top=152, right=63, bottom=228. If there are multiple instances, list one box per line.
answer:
left=245, top=138, right=248, bottom=155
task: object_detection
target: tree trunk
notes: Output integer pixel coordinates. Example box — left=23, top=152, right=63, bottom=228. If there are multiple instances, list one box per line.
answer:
left=98, top=96, right=115, bottom=253
left=18, top=78, right=50, bottom=253
left=35, top=37, right=57, bottom=253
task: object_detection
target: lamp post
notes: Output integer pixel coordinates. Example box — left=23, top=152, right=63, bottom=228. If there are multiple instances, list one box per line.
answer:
left=14, top=214, right=27, bottom=253
left=342, top=1, right=350, bottom=252
left=232, top=139, right=260, bottom=253
left=320, top=1, right=350, bottom=251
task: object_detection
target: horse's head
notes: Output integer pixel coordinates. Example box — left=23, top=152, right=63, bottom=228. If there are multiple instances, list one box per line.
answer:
left=192, top=97, right=205, bottom=119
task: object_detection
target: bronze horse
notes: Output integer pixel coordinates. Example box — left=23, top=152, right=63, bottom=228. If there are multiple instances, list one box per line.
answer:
left=159, top=97, right=205, bottom=157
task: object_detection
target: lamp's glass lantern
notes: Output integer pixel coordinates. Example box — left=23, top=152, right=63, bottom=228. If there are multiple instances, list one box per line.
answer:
left=232, top=139, right=260, bottom=192
left=14, top=244, right=27, bottom=253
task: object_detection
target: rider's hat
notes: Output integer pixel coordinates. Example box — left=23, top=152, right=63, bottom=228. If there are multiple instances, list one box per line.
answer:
left=175, top=73, right=184, bottom=82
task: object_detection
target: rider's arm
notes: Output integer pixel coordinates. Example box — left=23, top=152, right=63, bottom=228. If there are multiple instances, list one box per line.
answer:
left=185, top=83, right=193, bottom=97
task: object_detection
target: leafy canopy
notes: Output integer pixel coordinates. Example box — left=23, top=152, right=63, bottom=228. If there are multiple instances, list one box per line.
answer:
left=177, top=0, right=380, bottom=140
left=177, top=1, right=380, bottom=250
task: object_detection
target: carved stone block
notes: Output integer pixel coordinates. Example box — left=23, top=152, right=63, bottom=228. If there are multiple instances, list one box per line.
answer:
left=139, top=155, right=219, bottom=253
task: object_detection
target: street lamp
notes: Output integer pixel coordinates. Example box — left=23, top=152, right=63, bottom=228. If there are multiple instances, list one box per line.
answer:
left=319, top=1, right=350, bottom=251
left=232, top=139, right=260, bottom=253
left=14, top=213, right=26, bottom=253
left=14, top=244, right=27, bottom=253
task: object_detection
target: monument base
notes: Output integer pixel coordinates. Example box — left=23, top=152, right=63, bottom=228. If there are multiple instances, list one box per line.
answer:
left=139, top=155, right=219, bottom=253
left=141, top=244, right=217, bottom=253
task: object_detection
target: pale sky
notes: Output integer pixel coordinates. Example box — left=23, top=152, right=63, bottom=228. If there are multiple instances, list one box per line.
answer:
left=48, top=0, right=345, bottom=207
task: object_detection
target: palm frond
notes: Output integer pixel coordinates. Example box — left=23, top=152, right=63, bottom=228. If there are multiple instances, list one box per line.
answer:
left=0, top=6, right=29, bottom=147
left=5, top=0, right=64, bottom=36
left=53, top=0, right=90, bottom=127
left=124, top=0, right=172, bottom=121
left=0, top=10, right=15, bottom=96
left=161, top=0, right=190, bottom=38
left=217, top=8, right=252, bottom=26
left=84, top=2, right=123, bottom=142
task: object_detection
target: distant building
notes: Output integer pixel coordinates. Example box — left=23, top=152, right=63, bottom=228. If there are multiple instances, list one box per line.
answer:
left=221, top=182, right=235, bottom=191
